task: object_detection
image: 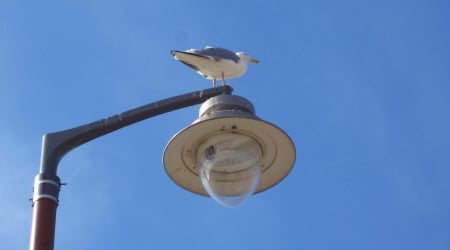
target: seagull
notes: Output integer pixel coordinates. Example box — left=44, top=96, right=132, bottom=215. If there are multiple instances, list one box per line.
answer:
left=171, top=46, right=259, bottom=87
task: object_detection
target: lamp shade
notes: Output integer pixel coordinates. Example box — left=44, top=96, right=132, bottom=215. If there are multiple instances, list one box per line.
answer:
left=163, top=94, right=295, bottom=206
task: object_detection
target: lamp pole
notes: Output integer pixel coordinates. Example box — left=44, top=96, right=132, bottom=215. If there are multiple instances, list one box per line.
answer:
left=29, top=86, right=233, bottom=250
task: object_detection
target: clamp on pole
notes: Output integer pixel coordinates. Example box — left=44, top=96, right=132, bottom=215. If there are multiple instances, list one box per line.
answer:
left=32, top=174, right=61, bottom=206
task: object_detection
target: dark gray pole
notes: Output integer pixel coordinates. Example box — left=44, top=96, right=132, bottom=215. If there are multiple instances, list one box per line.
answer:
left=29, top=86, right=233, bottom=250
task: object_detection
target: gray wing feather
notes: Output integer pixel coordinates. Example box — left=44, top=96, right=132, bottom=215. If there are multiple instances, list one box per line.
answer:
left=195, top=47, right=240, bottom=63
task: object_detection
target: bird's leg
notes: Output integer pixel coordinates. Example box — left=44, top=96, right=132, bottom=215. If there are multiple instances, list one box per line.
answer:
left=221, top=72, right=227, bottom=86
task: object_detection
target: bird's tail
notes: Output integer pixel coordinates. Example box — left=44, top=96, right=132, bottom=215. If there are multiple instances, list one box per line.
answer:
left=170, top=50, right=207, bottom=59
left=170, top=50, right=183, bottom=57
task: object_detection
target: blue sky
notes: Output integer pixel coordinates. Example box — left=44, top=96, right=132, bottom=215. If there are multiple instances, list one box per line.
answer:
left=1, top=0, right=450, bottom=249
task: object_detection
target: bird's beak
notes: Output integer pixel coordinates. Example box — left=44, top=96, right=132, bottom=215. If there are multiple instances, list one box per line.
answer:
left=249, top=57, right=260, bottom=64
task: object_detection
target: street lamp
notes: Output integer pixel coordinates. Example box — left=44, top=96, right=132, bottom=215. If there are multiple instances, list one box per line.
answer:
left=29, top=86, right=296, bottom=250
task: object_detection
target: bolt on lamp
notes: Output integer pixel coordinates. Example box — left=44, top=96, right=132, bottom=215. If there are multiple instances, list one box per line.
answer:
left=29, top=86, right=295, bottom=250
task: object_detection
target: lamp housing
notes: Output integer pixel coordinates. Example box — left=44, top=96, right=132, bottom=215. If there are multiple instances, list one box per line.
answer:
left=163, top=94, right=295, bottom=207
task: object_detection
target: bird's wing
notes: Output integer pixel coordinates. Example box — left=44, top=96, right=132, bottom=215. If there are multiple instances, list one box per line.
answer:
left=194, top=47, right=240, bottom=63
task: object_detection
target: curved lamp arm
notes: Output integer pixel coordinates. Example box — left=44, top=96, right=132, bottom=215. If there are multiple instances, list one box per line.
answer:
left=39, top=85, right=232, bottom=176
left=30, top=85, right=233, bottom=250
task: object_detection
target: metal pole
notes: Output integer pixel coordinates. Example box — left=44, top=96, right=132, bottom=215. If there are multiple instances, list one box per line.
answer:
left=29, top=199, right=58, bottom=250
left=29, top=86, right=233, bottom=250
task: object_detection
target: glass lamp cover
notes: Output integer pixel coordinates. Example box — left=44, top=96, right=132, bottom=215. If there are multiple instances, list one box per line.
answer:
left=198, top=133, right=262, bottom=207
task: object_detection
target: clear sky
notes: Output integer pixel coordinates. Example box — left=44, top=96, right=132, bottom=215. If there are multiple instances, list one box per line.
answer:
left=1, top=0, right=450, bottom=249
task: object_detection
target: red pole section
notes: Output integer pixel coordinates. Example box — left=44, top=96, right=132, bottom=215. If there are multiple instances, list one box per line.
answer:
left=29, top=198, right=58, bottom=250
left=29, top=174, right=61, bottom=250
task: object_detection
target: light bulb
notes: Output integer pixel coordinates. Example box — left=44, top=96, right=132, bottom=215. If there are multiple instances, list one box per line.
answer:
left=197, top=133, right=262, bottom=207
